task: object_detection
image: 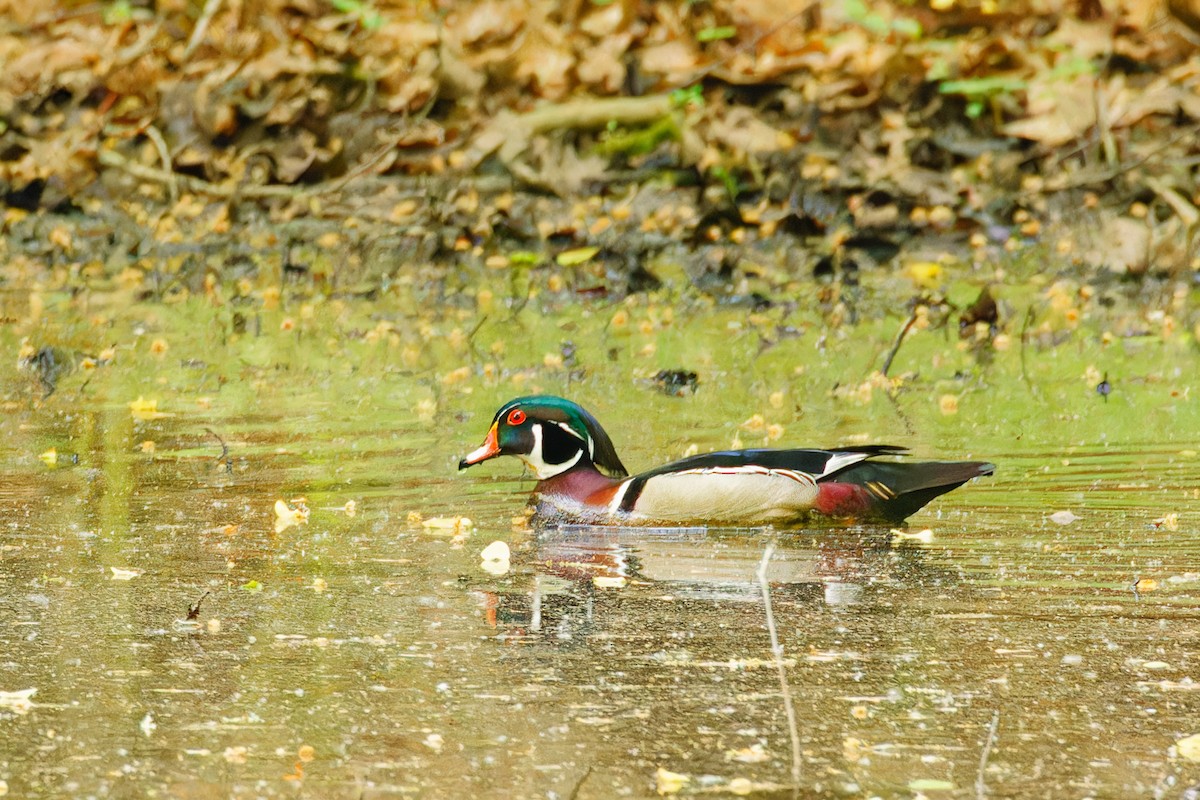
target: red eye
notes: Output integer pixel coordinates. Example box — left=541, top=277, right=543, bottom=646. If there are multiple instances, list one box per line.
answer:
left=506, top=409, right=526, bottom=426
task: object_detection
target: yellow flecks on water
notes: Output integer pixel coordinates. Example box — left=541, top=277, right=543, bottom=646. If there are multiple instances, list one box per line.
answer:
left=441, top=366, right=471, bottom=385
left=207, top=618, right=222, bottom=633
left=140, top=441, right=156, bottom=454
left=422, top=516, right=473, bottom=536
left=298, top=744, right=316, bottom=762
left=485, top=254, right=508, bottom=269
left=406, top=511, right=424, bottom=527
left=415, top=400, right=439, bottom=424
left=38, top=448, right=57, bottom=466
left=343, top=500, right=357, bottom=517
left=833, top=371, right=900, bottom=405
left=129, top=397, right=173, bottom=421
left=725, top=743, right=770, bottom=763
left=851, top=704, right=870, bottom=719
left=149, top=338, right=169, bottom=356
left=274, top=500, right=310, bottom=533
left=480, top=540, right=511, bottom=576
left=280, top=318, right=295, bottom=331
left=223, top=746, right=248, bottom=764
left=1083, top=365, right=1103, bottom=385
left=939, top=394, right=959, bottom=415
left=261, top=286, right=281, bottom=309
left=310, top=577, right=328, bottom=593
left=543, top=352, right=564, bottom=369
left=110, top=567, right=142, bottom=580
left=1134, top=578, right=1159, bottom=593
left=904, top=260, right=942, bottom=289
left=593, top=576, right=627, bottom=589
left=610, top=309, right=629, bottom=330
left=656, top=767, right=690, bottom=795
left=740, top=414, right=765, bottom=432
left=768, top=390, right=785, bottom=409
left=1177, top=733, right=1200, bottom=762
left=1151, top=514, right=1178, bottom=531
left=766, top=424, right=785, bottom=442
left=892, top=528, right=934, bottom=544
left=0, top=688, right=36, bottom=715
left=423, top=733, right=445, bottom=752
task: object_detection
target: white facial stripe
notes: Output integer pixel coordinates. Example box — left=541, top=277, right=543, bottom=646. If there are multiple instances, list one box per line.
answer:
left=554, top=421, right=584, bottom=440
left=519, top=423, right=583, bottom=480
left=553, top=420, right=595, bottom=459
left=608, top=479, right=631, bottom=515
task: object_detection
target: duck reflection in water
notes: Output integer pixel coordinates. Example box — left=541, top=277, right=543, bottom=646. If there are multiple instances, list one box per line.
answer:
left=472, top=527, right=950, bottom=639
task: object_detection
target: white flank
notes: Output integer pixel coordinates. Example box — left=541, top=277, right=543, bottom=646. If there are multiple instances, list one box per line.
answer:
left=628, top=466, right=821, bottom=524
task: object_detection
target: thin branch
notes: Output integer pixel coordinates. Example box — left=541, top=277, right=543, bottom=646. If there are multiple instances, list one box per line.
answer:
left=757, top=542, right=802, bottom=796
left=143, top=125, right=177, bottom=202
left=880, top=307, right=919, bottom=377
left=975, top=711, right=1000, bottom=799
left=1018, top=305, right=1038, bottom=396
left=184, top=0, right=223, bottom=60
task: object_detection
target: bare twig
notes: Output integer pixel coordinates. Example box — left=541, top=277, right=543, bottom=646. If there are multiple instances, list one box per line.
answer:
left=975, top=711, right=1000, bottom=799
left=204, top=427, right=232, bottom=473
left=757, top=542, right=802, bottom=796
left=100, top=148, right=311, bottom=200
left=143, top=125, right=177, bottom=202
left=1018, top=305, right=1037, bottom=395
left=184, top=0, right=224, bottom=60
left=880, top=308, right=920, bottom=377
left=186, top=590, right=212, bottom=620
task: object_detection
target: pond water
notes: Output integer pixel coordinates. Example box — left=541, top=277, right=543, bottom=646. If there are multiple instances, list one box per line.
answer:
left=1, top=267, right=1198, bottom=798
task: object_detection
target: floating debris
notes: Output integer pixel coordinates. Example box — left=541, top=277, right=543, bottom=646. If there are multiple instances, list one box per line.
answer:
left=274, top=500, right=310, bottom=533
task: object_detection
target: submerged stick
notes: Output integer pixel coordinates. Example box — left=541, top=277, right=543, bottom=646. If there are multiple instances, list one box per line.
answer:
left=975, top=710, right=1000, bottom=799
left=880, top=308, right=919, bottom=377
left=757, top=542, right=802, bottom=796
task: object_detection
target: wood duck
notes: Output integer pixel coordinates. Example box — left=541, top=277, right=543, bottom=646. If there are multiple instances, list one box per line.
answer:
left=459, top=395, right=994, bottom=526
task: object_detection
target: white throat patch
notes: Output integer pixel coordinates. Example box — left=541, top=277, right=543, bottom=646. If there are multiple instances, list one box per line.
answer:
left=519, top=423, right=582, bottom=479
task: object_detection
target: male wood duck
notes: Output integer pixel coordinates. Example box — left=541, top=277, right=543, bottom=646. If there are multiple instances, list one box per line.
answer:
left=459, top=396, right=994, bottom=526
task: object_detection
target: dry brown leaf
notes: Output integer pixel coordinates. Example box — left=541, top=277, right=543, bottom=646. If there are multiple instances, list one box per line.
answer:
left=638, top=40, right=701, bottom=86
left=706, top=107, right=796, bottom=154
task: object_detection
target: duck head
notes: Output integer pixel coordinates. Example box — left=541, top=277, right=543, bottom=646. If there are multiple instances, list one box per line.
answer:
left=459, top=396, right=629, bottom=480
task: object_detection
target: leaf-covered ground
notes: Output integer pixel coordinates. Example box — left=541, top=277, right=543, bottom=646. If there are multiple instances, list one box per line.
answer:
left=1, top=0, right=1198, bottom=291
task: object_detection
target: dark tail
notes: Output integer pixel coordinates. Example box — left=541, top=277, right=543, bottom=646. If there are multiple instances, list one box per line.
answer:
left=824, top=460, right=995, bottom=522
